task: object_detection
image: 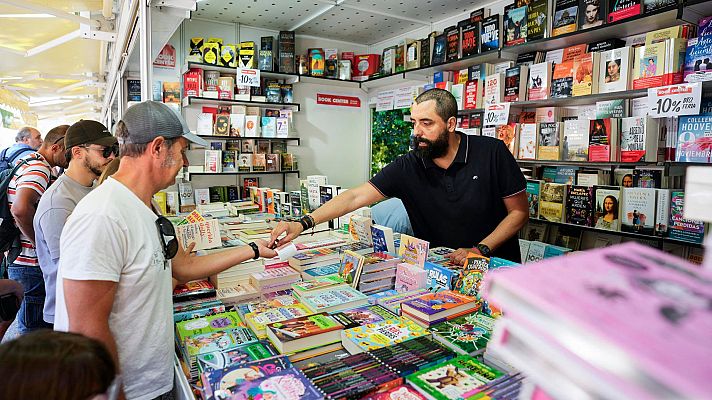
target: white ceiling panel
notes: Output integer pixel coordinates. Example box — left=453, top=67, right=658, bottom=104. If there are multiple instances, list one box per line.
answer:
left=342, top=0, right=473, bottom=24
left=296, top=6, right=426, bottom=44
left=192, top=0, right=332, bottom=32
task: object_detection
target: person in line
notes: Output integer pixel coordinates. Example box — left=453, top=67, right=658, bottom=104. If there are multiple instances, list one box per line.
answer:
left=0, top=127, right=43, bottom=171
left=270, top=89, right=529, bottom=264
left=6, top=125, right=68, bottom=334
left=371, top=198, right=413, bottom=235
left=34, top=120, right=117, bottom=327
left=54, top=101, right=278, bottom=400
left=0, top=330, right=117, bottom=400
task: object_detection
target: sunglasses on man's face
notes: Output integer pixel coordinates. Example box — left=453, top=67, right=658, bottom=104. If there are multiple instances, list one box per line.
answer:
left=155, top=216, right=178, bottom=260
left=83, top=144, right=119, bottom=158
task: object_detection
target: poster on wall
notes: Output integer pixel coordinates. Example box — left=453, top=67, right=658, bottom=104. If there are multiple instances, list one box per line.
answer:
left=153, top=44, right=176, bottom=69
left=316, top=93, right=361, bottom=108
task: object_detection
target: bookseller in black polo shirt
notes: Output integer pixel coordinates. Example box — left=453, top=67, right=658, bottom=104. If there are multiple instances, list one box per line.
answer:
left=270, top=89, right=529, bottom=263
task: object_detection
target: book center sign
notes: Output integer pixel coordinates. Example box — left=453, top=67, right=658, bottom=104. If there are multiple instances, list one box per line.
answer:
left=317, top=93, right=361, bottom=108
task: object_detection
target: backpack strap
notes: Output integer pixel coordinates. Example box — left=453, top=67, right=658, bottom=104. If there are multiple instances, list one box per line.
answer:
left=6, top=148, right=34, bottom=166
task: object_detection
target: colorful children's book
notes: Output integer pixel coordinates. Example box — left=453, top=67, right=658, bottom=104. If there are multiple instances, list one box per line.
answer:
left=453, top=254, right=490, bottom=298
left=424, top=261, right=459, bottom=292
left=265, top=313, right=344, bottom=354
left=202, top=356, right=294, bottom=400
left=430, top=313, right=496, bottom=355
left=236, top=296, right=300, bottom=321
left=245, top=304, right=312, bottom=338
left=406, top=355, right=504, bottom=400
left=361, top=385, right=427, bottom=400
left=301, top=263, right=341, bottom=281
left=338, top=250, right=366, bottom=287
left=395, top=263, right=428, bottom=292
left=483, top=242, right=712, bottom=400
left=176, top=312, right=243, bottom=343
left=331, top=304, right=398, bottom=329
left=371, top=224, right=396, bottom=253
left=398, top=234, right=430, bottom=268
left=291, top=276, right=345, bottom=294
left=230, top=367, right=322, bottom=400
left=341, top=317, right=430, bottom=354
left=185, top=328, right=258, bottom=359
left=401, top=290, right=479, bottom=325
left=376, top=289, right=431, bottom=316
left=196, top=341, right=278, bottom=374
left=297, top=285, right=370, bottom=313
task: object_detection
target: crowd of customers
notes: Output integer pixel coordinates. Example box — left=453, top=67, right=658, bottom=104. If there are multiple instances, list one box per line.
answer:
left=0, top=101, right=280, bottom=400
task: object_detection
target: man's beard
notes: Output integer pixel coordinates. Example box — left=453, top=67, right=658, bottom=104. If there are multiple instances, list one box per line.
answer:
left=412, top=130, right=449, bottom=159
left=84, top=157, right=107, bottom=177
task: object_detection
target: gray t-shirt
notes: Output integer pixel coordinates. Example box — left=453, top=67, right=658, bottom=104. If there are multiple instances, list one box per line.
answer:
left=34, top=173, right=93, bottom=323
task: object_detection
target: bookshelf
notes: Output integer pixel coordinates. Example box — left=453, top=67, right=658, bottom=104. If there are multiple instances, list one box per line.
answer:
left=530, top=218, right=704, bottom=249
left=198, top=135, right=301, bottom=144
left=181, top=96, right=301, bottom=111
left=187, top=170, right=300, bottom=190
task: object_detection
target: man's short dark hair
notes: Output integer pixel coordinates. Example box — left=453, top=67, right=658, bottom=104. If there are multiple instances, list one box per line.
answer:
left=414, top=89, right=458, bottom=123
left=115, top=120, right=175, bottom=158
left=44, top=125, right=69, bottom=148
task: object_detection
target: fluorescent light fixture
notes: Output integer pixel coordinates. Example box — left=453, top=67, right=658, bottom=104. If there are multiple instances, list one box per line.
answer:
left=0, top=13, right=56, bottom=18
left=0, top=76, right=22, bottom=81
left=29, top=99, right=73, bottom=107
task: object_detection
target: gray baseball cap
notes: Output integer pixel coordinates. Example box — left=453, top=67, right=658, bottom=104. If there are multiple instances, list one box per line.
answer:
left=119, top=101, right=208, bottom=147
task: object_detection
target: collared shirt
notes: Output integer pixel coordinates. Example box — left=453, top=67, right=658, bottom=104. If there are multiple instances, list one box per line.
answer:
left=370, top=132, right=526, bottom=262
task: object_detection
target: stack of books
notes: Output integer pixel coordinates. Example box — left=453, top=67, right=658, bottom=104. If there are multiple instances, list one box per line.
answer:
left=249, top=266, right=301, bottom=294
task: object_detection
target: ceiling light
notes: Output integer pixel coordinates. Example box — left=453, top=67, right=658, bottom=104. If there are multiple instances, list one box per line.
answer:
left=29, top=99, right=73, bottom=107
left=0, top=13, right=56, bottom=18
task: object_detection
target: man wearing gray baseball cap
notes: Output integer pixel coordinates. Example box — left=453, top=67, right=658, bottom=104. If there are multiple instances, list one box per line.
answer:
left=53, top=102, right=278, bottom=400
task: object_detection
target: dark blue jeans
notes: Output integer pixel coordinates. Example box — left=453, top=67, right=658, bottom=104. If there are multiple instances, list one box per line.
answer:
left=7, top=265, right=51, bottom=334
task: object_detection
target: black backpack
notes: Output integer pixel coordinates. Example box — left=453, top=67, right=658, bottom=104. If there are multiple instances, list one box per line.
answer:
left=0, top=146, right=33, bottom=173
left=0, top=156, right=39, bottom=254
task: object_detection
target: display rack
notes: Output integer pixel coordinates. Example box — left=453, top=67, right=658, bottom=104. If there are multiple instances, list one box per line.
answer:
left=530, top=218, right=704, bottom=249
left=181, top=96, right=301, bottom=110
left=197, top=135, right=301, bottom=144
left=188, top=170, right=300, bottom=190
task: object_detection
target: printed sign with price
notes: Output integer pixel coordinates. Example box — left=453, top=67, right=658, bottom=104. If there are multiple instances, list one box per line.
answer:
left=484, top=103, right=511, bottom=126
left=647, top=82, right=701, bottom=118
left=237, top=68, right=261, bottom=87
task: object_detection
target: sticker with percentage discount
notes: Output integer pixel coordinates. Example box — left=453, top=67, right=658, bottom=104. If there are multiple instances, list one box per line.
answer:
left=484, top=103, right=511, bottom=126
left=647, top=82, right=701, bottom=118
left=237, top=68, right=261, bottom=87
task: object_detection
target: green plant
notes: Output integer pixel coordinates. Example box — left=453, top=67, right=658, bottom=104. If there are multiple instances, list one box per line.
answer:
left=371, top=109, right=412, bottom=176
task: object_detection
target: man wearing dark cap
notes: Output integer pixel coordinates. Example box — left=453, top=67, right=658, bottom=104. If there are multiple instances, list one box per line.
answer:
left=34, top=120, right=118, bottom=327
left=54, top=101, right=278, bottom=400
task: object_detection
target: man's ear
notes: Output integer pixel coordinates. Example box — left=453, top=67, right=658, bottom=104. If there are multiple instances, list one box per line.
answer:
left=149, top=136, right=166, bottom=158
left=447, top=116, right=457, bottom=132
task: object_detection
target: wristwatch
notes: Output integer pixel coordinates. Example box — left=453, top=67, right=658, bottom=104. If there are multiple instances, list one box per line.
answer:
left=248, top=242, right=260, bottom=260
left=476, top=243, right=491, bottom=257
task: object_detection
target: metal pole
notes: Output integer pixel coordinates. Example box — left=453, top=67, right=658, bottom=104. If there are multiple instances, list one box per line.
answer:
left=139, top=0, right=153, bottom=101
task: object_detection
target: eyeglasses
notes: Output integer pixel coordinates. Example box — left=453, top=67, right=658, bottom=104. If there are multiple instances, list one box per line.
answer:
left=155, top=216, right=178, bottom=260
left=52, top=136, right=65, bottom=144
left=81, top=144, right=119, bottom=158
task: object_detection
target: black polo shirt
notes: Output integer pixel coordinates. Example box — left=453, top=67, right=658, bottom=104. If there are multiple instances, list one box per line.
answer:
left=370, top=132, right=526, bottom=262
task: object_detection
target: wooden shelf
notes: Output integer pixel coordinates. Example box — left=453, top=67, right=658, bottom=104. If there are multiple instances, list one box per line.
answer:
left=530, top=218, right=704, bottom=248
left=182, top=96, right=300, bottom=111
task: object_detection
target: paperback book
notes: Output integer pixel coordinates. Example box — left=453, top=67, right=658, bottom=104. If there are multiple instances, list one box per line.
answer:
left=481, top=15, right=501, bottom=52
left=562, top=118, right=590, bottom=161
left=621, top=187, right=657, bottom=235
left=518, top=123, right=538, bottom=159
left=594, top=185, right=622, bottom=231
left=538, top=122, right=562, bottom=160
left=406, top=355, right=504, bottom=400
left=341, top=317, right=430, bottom=354
left=527, top=0, right=548, bottom=41
left=526, top=180, right=541, bottom=219
left=430, top=313, right=495, bottom=355
left=668, top=191, right=705, bottom=243
left=566, top=185, right=594, bottom=226
left=398, top=234, right=430, bottom=268
left=540, top=182, right=566, bottom=222
left=527, top=62, right=551, bottom=100
left=552, top=0, right=579, bottom=37
left=504, top=5, right=528, bottom=46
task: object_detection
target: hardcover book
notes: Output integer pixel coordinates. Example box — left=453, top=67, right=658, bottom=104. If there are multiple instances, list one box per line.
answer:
left=566, top=185, right=594, bottom=226
left=341, top=317, right=430, bottom=354
left=401, top=291, right=479, bottom=323
left=406, top=355, right=504, bottom=400
left=372, top=224, right=396, bottom=254
left=265, top=313, right=343, bottom=354
left=540, top=182, right=566, bottom=222
left=424, top=262, right=458, bottom=292
left=454, top=255, right=490, bottom=298
left=338, top=250, right=366, bottom=287
left=245, top=305, right=312, bottom=338
left=552, top=0, right=579, bottom=37
left=621, top=187, right=657, bottom=235
left=398, top=234, right=430, bottom=268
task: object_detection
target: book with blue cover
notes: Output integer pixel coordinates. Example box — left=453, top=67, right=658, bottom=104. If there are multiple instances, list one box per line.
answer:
left=424, top=261, right=458, bottom=292
left=676, top=116, right=712, bottom=163
left=298, top=285, right=369, bottom=313
left=371, top=224, right=396, bottom=253
left=301, top=263, right=341, bottom=280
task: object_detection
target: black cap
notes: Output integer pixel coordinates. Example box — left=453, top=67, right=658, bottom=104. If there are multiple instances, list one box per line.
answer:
left=65, top=120, right=117, bottom=149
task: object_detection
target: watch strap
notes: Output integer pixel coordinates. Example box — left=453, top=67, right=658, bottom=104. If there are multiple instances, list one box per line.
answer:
left=248, top=242, right=260, bottom=260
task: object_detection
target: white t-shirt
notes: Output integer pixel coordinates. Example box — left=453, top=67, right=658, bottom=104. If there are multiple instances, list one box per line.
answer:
left=54, top=178, right=173, bottom=400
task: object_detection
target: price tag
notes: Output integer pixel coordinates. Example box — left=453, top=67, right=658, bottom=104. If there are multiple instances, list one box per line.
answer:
left=484, top=103, right=511, bottom=126
left=237, top=68, right=261, bottom=87
left=648, top=82, right=701, bottom=118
